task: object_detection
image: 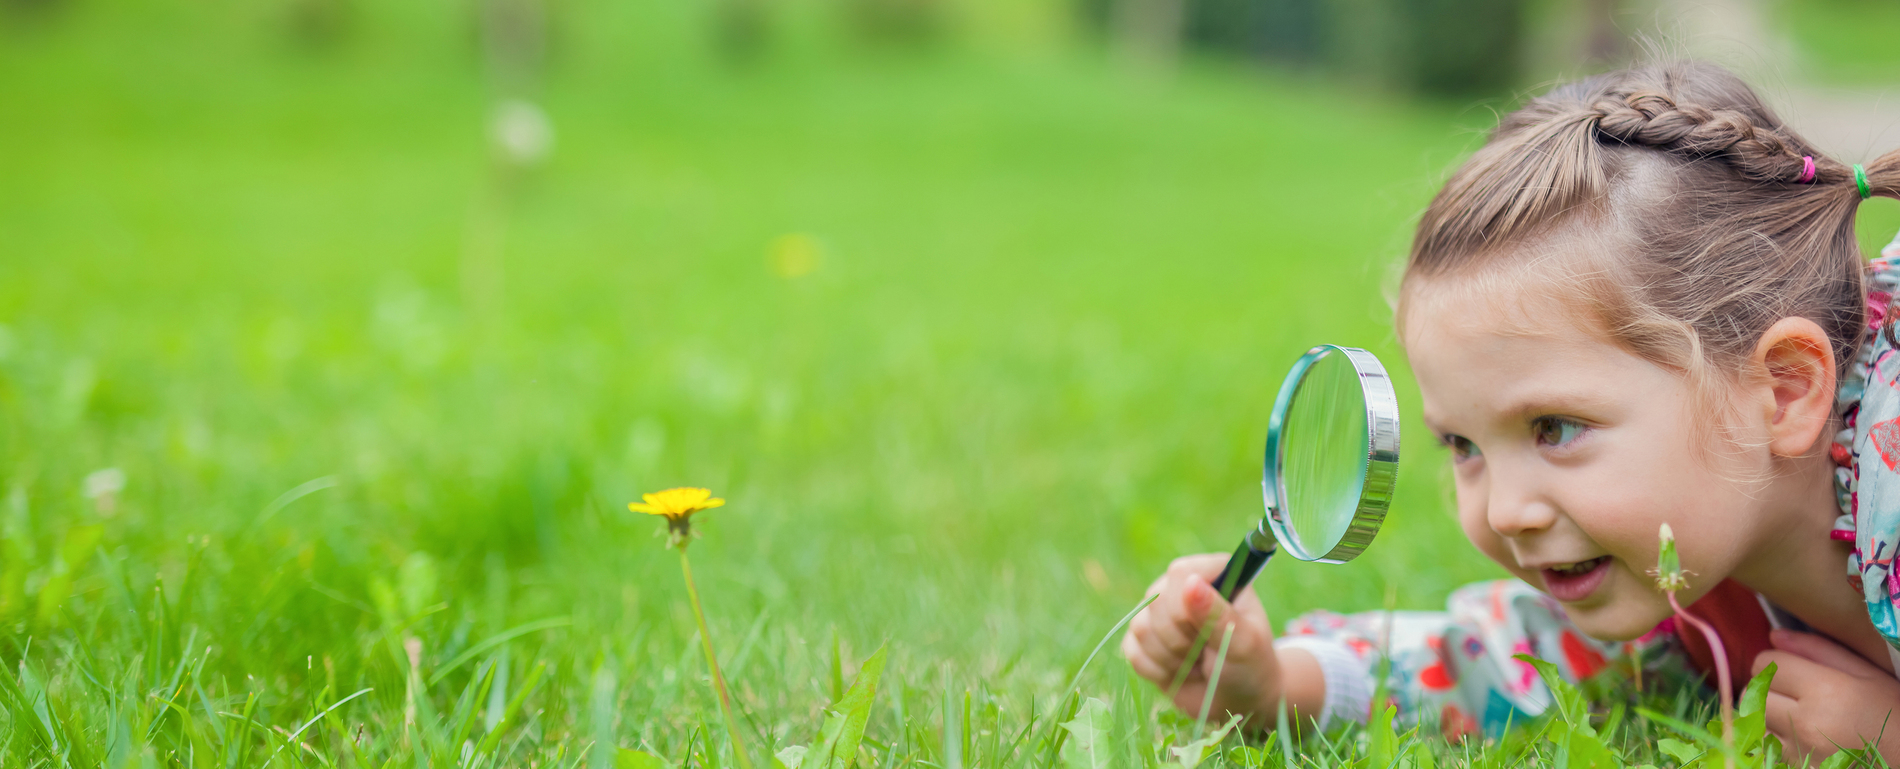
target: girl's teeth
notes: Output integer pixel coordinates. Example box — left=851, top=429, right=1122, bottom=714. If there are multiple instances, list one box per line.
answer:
left=1552, top=557, right=1606, bottom=575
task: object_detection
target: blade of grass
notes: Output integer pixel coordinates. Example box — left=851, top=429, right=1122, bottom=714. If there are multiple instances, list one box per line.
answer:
left=474, top=660, right=547, bottom=756
left=427, top=617, right=571, bottom=687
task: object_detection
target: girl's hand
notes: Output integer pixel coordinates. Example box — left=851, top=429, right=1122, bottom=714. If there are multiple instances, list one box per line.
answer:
left=1752, top=629, right=1900, bottom=764
left=1120, top=553, right=1324, bottom=725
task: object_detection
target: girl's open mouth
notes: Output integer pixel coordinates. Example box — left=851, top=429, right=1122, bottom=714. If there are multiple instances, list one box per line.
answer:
left=1541, top=556, right=1612, bottom=602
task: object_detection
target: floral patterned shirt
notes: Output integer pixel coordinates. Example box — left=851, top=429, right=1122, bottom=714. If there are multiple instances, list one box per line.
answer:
left=1278, top=232, right=1900, bottom=737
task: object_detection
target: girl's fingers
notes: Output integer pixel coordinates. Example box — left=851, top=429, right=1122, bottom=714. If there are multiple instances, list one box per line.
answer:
left=1124, top=637, right=1172, bottom=684
left=1125, top=554, right=1259, bottom=692
left=1131, top=615, right=1187, bottom=672
left=1145, top=599, right=1197, bottom=656
left=1150, top=575, right=1220, bottom=655
left=1754, top=650, right=1834, bottom=700
left=1769, top=629, right=1889, bottom=680
left=1763, top=692, right=1800, bottom=754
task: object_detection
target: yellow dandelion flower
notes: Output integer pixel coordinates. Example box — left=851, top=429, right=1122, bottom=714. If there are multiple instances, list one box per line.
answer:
left=631, top=487, right=726, bottom=549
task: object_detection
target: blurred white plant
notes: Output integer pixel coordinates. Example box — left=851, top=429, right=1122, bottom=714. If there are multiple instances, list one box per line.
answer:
left=490, top=99, right=554, bottom=167
left=83, top=467, right=125, bottom=515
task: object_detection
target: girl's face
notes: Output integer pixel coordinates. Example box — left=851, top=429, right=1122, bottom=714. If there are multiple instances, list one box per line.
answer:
left=1402, top=279, right=1782, bottom=641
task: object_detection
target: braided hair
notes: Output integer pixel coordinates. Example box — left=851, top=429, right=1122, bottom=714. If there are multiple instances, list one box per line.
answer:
left=1405, top=61, right=1890, bottom=401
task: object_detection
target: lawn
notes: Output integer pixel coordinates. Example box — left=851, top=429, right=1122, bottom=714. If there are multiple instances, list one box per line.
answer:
left=3, top=1, right=1894, bottom=766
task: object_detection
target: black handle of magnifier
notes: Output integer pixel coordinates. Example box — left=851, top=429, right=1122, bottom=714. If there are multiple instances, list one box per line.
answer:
left=1211, top=532, right=1277, bottom=601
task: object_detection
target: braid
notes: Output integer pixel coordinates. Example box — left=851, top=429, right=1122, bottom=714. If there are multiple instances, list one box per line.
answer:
left=1591, top=90, right=1822, bottom=185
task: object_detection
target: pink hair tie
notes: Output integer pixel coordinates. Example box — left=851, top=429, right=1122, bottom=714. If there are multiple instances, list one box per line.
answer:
left=1799, top=155, right=1817, bottom=184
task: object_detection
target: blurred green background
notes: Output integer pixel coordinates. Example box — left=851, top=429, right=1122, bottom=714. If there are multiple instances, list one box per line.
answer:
left=5, top=0, right=1900, bottom=762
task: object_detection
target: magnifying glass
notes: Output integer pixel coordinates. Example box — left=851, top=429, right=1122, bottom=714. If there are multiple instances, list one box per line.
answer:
left=1212, top=345, right=1402, bottom=601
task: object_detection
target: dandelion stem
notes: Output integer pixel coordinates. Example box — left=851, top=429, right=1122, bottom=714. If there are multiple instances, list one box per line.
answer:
left=1667, top=590, right=1734, bottom=769
left=681, top=550, right=755, bottom=769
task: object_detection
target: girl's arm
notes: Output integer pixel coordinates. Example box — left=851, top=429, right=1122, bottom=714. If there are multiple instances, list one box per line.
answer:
left=1128, top=561, right=1693, bottom=738
left=1275, top=579, right=1692, bottom=737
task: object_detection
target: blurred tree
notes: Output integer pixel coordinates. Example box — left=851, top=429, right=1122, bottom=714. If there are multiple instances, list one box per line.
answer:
left=715, top=0, right=770, bottom=64
left=0, top=0, right=61, bottom=18
left=1184, top=0, right=1320, bottom=65
left=1391, top=0, right=1527, bottom=95
left=1085, top=0, right=1542, bottom=97
left=480, top=0, right=545, bottom=93
left=285, top=0, right=351, bottom=47
left=1111, top=0, right=1187, bottom=74
left=846, top=0, right=947, bottom=44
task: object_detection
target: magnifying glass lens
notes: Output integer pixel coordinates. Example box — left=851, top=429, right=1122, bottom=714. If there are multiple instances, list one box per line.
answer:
left=1211, top=344, right=1399, bottom=600
left=1279, top=350, right=1369, bottom=557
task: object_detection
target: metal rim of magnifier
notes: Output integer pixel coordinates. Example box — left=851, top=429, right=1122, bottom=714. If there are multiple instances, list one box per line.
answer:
left=1261, top=345, right=1401, bottom=563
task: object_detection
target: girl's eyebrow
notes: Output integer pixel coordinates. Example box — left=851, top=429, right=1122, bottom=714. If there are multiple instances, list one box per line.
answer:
left=1494, top=390, right=1616, bottom=422
left=1423, top=390, right=1614, bottom=437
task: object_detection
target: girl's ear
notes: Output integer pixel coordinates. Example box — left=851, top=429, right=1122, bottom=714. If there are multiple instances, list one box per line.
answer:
left=1751, top=316, right=1838, bottom=458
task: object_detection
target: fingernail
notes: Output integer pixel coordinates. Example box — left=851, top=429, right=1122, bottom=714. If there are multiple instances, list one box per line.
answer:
left=1184, top=575, right=1208, bottom=609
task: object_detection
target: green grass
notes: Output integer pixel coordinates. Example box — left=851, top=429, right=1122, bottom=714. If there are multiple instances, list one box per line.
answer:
left=0, top=0, right=1864, bottom=765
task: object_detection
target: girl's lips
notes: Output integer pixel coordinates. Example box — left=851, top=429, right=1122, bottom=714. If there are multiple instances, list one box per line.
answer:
left=1541, top=556, right=1612, bottom=602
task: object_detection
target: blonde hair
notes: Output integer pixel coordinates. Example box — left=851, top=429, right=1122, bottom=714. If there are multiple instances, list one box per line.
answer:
left=1402, top=61, right=1898, bottom=397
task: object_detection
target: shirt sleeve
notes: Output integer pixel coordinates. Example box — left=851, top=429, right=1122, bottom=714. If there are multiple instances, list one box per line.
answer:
left=1274, top=579, right=1689, bottom=739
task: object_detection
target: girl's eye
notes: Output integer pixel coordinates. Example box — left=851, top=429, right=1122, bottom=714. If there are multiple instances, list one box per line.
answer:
left=1442, top=434, right=1481, bottom=463
left=1532, top=417, right=1587, bottom=448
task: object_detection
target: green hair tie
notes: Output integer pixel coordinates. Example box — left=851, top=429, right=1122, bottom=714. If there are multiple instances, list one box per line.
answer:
left=1856, top=164, right=1872, bottom=199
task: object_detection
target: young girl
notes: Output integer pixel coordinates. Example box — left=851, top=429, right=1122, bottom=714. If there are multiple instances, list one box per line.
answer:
left=1121, top=60, right=1900, bottom=763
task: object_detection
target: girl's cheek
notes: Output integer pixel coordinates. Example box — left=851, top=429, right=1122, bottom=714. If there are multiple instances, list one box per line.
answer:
left=1452, top=477, right=1518, bottom=573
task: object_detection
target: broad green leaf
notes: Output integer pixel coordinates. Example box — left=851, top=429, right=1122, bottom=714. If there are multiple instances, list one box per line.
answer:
left=618, top=749, right=670, bottom=769
left=1226, top=745, right=1263, bottom=768
left=1059, top=697, right=1113, bottom=769
left=1515, top=654, right=1591, bottom=735
left=1816, top=749, right=1859, bottom=769
left=810, top=644, right=888, bottom=769
left=1167, top=713, right=1241, bottom=769
left=812, top=710, right=849, bottom=769
left=1367, top=705, right=1400, bottom=769
left=1732, top=662, right=1775, bottom=756
left=1560, top=727, right=1619, bottom=769
left=1655, top=738, right=1703, bottom=767
left=774, top=746, right=808, bottom=769
left=1636, top=710, right=1722, bottom=751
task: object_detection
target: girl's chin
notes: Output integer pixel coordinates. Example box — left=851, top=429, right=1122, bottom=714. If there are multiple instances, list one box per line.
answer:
left=1560, top=590, right=1673, bottom=641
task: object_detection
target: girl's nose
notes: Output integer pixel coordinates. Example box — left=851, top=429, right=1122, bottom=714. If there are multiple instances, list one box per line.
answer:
left=1485, top=472, right=1560, bottom=537
left=1488, top=500, right=1560, bottom=537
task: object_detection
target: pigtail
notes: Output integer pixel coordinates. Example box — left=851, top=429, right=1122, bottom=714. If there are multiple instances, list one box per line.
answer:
left=1854, top=146, right=1900, bottom=343
left=1859, top=146, right=1900, bottom=203
left=1412, top=106, right=1606, bottom=271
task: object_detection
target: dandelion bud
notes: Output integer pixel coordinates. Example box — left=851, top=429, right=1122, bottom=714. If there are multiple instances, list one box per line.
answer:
left=1654, top=522, right=1688, bottom=592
